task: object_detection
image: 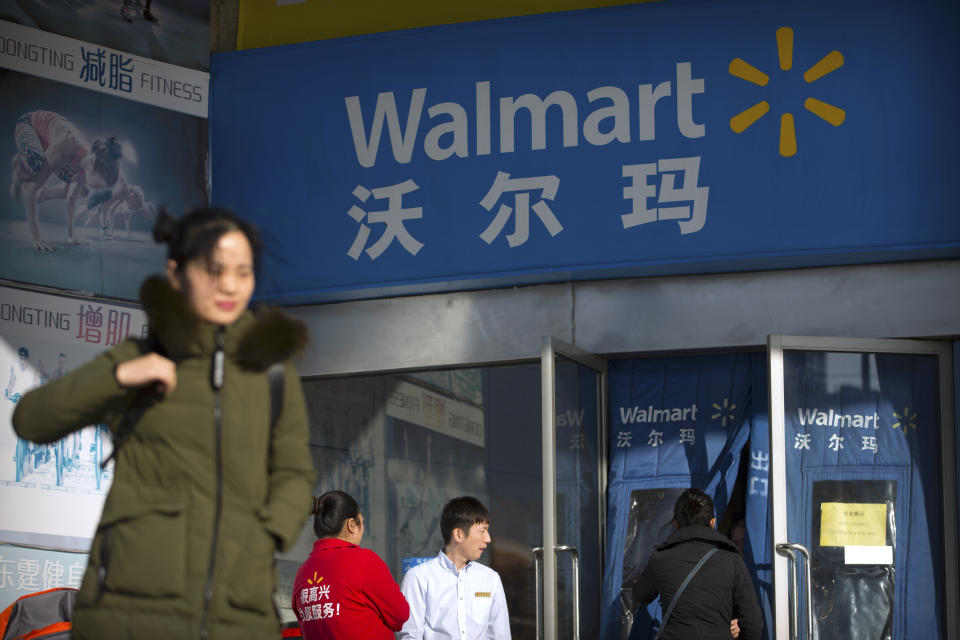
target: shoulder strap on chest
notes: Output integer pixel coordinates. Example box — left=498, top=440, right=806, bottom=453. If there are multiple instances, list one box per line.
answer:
left=654, top=546, right=719, bottom=640
left=103, top=346, right=286, bottom=471
left=99, top=337, right=164, bottom=470
left=267, top=362, right=285, bottom=428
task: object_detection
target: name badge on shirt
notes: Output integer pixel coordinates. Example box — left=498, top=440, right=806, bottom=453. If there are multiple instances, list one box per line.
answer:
left=475, top=592, right=491, bottom=598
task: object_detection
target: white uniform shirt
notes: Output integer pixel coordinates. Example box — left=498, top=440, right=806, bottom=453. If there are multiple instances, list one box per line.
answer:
left=399, top=551, right=511, bottom=640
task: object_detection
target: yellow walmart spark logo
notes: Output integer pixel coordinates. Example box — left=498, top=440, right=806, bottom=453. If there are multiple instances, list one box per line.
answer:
left=712, top=398, right=736, bottom=426
left=306, top=572, right=324, bottom=585
left=729, top=27, right=845, bottom=157
left=892, top=407, right=918, bottom=435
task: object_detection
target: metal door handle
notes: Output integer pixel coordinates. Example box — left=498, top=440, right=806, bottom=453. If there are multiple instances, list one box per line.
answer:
left=555, top=545, right=580, bottom=640
left=533, top=547, right=544, bottom=640
left=776, top=546, right=799, bottom=639
left=533, top=545, right=580, bottom=640
left=776, top=542, right=813, bottom=640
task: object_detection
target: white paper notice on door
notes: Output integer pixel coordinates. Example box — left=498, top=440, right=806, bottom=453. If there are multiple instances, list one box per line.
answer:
left=844, top=545, right=894, bottom=565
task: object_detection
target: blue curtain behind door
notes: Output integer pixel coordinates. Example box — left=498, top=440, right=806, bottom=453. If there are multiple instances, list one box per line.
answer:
left=601, top=354, right=758, bottom=639
left=782, top=350, right=945, bottom=639
left=744, top=353, right=774, bottom=640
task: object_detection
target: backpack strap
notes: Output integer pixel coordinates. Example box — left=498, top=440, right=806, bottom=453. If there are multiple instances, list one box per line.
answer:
left=99, top=337, right=164, bottom=470
left=267, top=362, right=285, bottom=428
left=654, top=547, right=718, bottom=640
left=102, top=348, right=286, bottom=471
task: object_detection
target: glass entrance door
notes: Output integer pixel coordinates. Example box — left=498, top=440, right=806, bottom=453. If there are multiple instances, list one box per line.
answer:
left=539, top=337, right=606, bottom=640
left=768, top=336, right=957, bottom=639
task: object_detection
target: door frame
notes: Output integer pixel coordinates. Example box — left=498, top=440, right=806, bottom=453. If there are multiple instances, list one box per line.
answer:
left=768, top=335, right=957, bottom=639
left=540, top=336, right=607, bottom=640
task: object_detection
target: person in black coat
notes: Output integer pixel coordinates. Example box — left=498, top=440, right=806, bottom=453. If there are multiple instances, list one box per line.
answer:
left=632, top=488, right=762, bottom=640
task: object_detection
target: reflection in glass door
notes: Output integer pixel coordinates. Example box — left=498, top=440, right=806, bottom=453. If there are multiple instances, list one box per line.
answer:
left=768, top=336, right=957, bottom=640
left=540, top=338, right=606, bottom=640
left=286, top=364, right=546, bottom=637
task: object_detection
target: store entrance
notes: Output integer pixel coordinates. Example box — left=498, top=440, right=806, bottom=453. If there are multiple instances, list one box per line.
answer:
left=282, top=336, right=957, bottom=640
left=537, top=337, right=606, bottom=640
left=281, top=340, right=606, bottom=640
left=601, top=351, right=760, bottom=640
left=603, top=339, right=959, bottom=640
left=767, top=336, right=958, bottom=640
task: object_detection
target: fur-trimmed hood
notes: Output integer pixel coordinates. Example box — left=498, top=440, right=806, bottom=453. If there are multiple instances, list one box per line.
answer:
left=139, top=275, right=308, bottom=370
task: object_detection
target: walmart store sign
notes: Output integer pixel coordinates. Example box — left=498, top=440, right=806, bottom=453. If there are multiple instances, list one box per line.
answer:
left=211, top=0, right=960, bottom=302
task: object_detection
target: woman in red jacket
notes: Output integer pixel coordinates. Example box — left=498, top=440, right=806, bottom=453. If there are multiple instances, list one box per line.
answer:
left=293, top=491, right=410, bottom=639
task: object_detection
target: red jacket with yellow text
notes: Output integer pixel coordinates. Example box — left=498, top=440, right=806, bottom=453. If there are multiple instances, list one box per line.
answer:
left=292, top=538, right=409, bottom=639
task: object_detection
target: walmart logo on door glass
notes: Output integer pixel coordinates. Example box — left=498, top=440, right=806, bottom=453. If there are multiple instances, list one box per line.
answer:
left=729, top=27, right=845, bottom=157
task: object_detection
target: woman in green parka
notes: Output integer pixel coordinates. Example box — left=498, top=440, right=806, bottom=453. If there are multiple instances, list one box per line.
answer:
left=12, top=207, right=316, bottom=639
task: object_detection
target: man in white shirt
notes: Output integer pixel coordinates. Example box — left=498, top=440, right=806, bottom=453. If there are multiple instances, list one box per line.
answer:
left=400, top=496, right=511, bottom=640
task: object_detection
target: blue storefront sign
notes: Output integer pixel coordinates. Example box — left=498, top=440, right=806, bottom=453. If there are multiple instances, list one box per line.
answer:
left=211, top=0, right=960, bottom=302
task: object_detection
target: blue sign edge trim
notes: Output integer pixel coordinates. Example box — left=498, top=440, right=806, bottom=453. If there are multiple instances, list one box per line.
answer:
left=252, top=245, right=960, bottom=305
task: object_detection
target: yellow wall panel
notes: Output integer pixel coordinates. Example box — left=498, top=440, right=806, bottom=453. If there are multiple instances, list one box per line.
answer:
left=238, top=0, right=660, bottom=50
